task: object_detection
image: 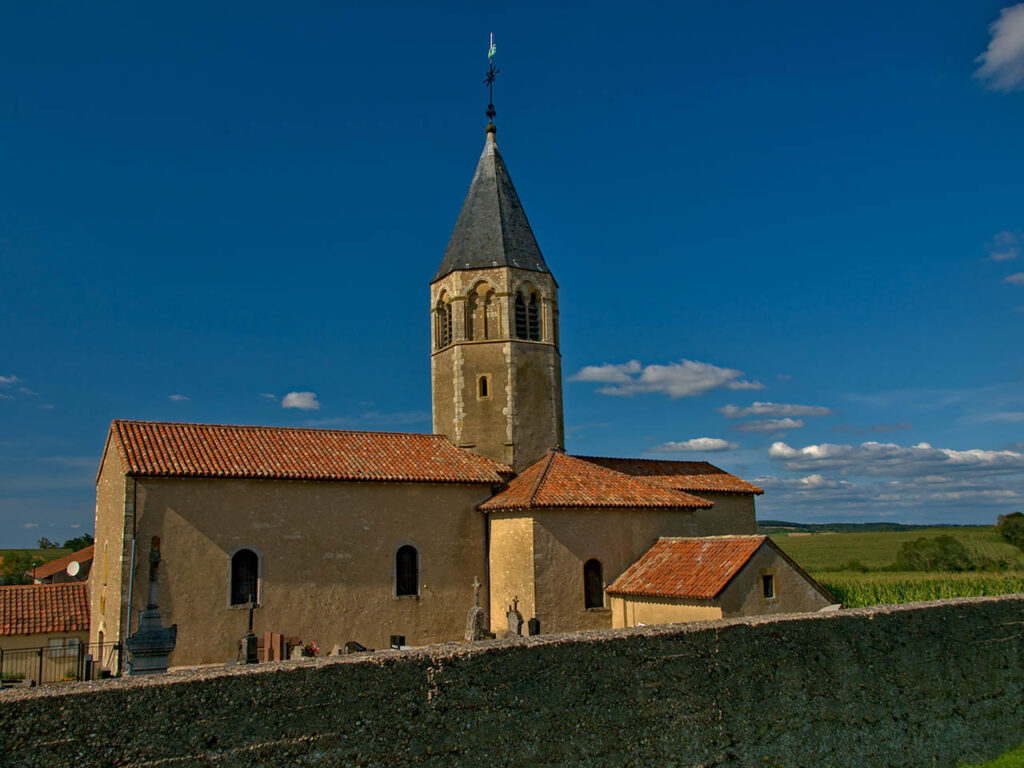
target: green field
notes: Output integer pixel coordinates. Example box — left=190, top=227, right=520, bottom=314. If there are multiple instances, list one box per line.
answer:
left=817, top=570, right=1024, bottom=608
left=770, top=526, right=1024, bottom=571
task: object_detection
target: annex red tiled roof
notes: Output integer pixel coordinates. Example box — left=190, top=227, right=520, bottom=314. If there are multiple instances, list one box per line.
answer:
left=32, top=545, right=94, bottom=581
left=0, top=583, right=90, bottom=636
left=102, top=420, right=512, bottom=485
left=607, top=536, right=767, bottom=600
left=576, top=456, right=763, bottom=495
left=479, top=451, right=714, bottom=512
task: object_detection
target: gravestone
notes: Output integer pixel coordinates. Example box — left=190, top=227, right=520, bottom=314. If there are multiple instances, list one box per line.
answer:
left=465, top=576, right=488, bottom=641
left=125, top=537, right=178, bottom=675
left=505, top=595, right=524, bottom=638
left=528, top=617, right=541, bottom=636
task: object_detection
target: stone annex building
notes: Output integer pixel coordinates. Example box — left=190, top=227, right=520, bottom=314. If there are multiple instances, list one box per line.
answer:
left=89, top=123, right=833, bottom=668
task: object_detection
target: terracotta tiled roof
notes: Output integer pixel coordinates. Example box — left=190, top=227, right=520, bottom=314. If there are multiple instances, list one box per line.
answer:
left=102, top=420, right=512, bottom=485
left=479, top=451, right=714, bottom=512
left=607, top=536, right=767, bottom=600
left=575, top=456, right=763, bottom=495
left=0, top=583, right=90, bottom=636
left=32, top=545, right=94, bottom=581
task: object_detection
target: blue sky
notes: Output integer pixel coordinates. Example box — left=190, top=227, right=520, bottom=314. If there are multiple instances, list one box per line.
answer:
left=2, top=2, right=1024, bottom=545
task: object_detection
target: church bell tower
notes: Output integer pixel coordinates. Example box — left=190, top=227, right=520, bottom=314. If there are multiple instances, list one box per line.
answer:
left=430, top=122, right=564, bottom=471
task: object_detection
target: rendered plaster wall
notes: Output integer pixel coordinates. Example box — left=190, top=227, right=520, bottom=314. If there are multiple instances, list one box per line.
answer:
left=610, top=595, right=722, bottom=628
left=691, top=492, right=758, bottom=534
left=486, top=513, right=536, bottom=633
left=90, top=447, right=130, bottom=656
left=110, top=476, right=495, bottom=666
left=2, top=597, right=1023, bottom=768
left=719, top=544, right=835, bottom=618
left=528, top=505, right=759, bottom=634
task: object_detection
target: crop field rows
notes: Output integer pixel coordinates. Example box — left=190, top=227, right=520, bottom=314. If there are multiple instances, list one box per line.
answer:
left=770, top=526, right=1024, bottom=609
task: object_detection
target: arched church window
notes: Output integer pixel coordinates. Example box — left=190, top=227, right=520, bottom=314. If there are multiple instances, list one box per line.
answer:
left=479, top=375, right=489, bottom=398
left=528, top=294, right=541, bottom=341
left=583, top=558, right=604, bottom=609
left=396, top=545, right=418, bottom=597
left=230, top=548, right=259, bottom=605
left=514, top=294, right=528, bottom=340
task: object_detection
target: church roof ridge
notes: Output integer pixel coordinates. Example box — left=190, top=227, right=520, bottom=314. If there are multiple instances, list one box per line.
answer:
left=432, top=131, right=551, bottom=283
left=571, top=454, right=764, bottom=496
left=479, top=450, right=713, bottom=512
left=103, top=420, right=512, bottom=485
left=109, top=418, right=445, bottom=440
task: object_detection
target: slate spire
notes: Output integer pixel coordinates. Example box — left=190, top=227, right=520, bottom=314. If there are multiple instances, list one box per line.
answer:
left=433, top=126, right=550, bottom=282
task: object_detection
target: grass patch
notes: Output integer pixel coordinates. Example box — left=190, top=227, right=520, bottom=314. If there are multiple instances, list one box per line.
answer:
left=770, top=527, right=1024, bottom=572
left=962, top=743, right=1024, bottom=767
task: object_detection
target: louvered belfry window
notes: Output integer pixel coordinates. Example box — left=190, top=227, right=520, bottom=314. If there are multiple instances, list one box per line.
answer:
left=527, top=295, right=541, bottom=340
left=396, top=545, right=418, bottom=596
left=514, top=294, right=528, bottom=339
left=231, top=549, right=259, bottom=605
left=437, top=301, right=452, bottom=348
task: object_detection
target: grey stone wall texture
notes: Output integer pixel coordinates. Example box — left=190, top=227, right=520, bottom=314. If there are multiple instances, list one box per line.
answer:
left=2, top=595, right=1023, bottom=768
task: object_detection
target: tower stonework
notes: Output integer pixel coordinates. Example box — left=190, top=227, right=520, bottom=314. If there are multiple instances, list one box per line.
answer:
left=431, top=126, right=564, bottom=471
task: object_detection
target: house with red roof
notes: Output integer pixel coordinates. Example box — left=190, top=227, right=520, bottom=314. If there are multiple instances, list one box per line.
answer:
left=90, top=121, right=830, bottom=670
left=607, top=536, right=835, bottom=627
left=0, top=582, right=90, bottom=683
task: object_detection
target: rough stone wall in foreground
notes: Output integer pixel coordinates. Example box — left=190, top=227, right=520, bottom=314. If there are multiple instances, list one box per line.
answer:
left=2, top=596, right=1023, bottom=768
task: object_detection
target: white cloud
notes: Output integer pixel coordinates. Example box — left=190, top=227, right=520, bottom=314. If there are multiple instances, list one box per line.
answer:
left=732, top=418, right=805, bottom=433
left=768, top=440, right=1024, bottom=476
left=0, top=375, right=21, bottom=385
left=570, top=359, right=763, bottom=398
left=39, top=404, right=54, bottom=410
left=70, top=524, right=81, bottom=529
left=570, top=360, right=643, bottom=384
left=975, top=3, right=1024, bottom=91
left=260, top=393, right=277, bottom=400
left=650, top=437, right=739, bottom=452
left=18, top=387, right=38, bottom=396
left=21, top=522, right=38, bottom=529
left=967, top=411, right=1024, bottom=424
left=282, top=391, right=321, bottom=411
left=168, top=394, right=189, bottom=402
left=0, top=393, right=12, bottom=400
left=719, top=401, right=832, bottom=419
left=988, top=230, right=1021, bottom=261
left=1004, top=272, right=1024, bottom=285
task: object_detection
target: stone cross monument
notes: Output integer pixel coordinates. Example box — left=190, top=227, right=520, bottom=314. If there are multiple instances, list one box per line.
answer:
left=126, top=537, right=178, bottom=675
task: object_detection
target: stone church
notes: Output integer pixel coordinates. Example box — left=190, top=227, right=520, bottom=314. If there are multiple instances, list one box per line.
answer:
left=90, top=123, right=832, bottom=669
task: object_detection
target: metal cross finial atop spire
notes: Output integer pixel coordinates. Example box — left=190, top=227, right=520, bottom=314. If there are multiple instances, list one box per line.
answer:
left=484, top=33, right=499, bottom=126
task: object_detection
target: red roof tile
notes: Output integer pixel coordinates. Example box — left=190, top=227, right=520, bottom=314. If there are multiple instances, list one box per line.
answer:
left=575, top=456, right=763, bottom=495
left=32, top=545, right=94, bottom=581
left=103, top=420, right=512, bottom=485
left=479, top=451, right=714, bottom=512
left=0, top=583, right=90, bottom=636
left=607, top=536, right=767, bottom=599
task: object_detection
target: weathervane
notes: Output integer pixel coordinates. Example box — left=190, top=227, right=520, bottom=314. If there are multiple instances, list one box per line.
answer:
left=484, top=33, right=498, bottom=124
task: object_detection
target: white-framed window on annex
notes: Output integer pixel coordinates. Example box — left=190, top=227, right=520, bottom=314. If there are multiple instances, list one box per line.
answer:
left=229, top=547, right=261, bottom=606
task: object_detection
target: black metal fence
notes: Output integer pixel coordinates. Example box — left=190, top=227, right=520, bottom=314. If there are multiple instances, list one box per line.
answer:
left=0, top=640, right=122, bottom=686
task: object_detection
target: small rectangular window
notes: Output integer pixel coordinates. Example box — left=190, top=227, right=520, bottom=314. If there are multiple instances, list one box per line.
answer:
left=478, top=375, right=489, bottom=398
left=762, top=574, right=775, bottom=599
